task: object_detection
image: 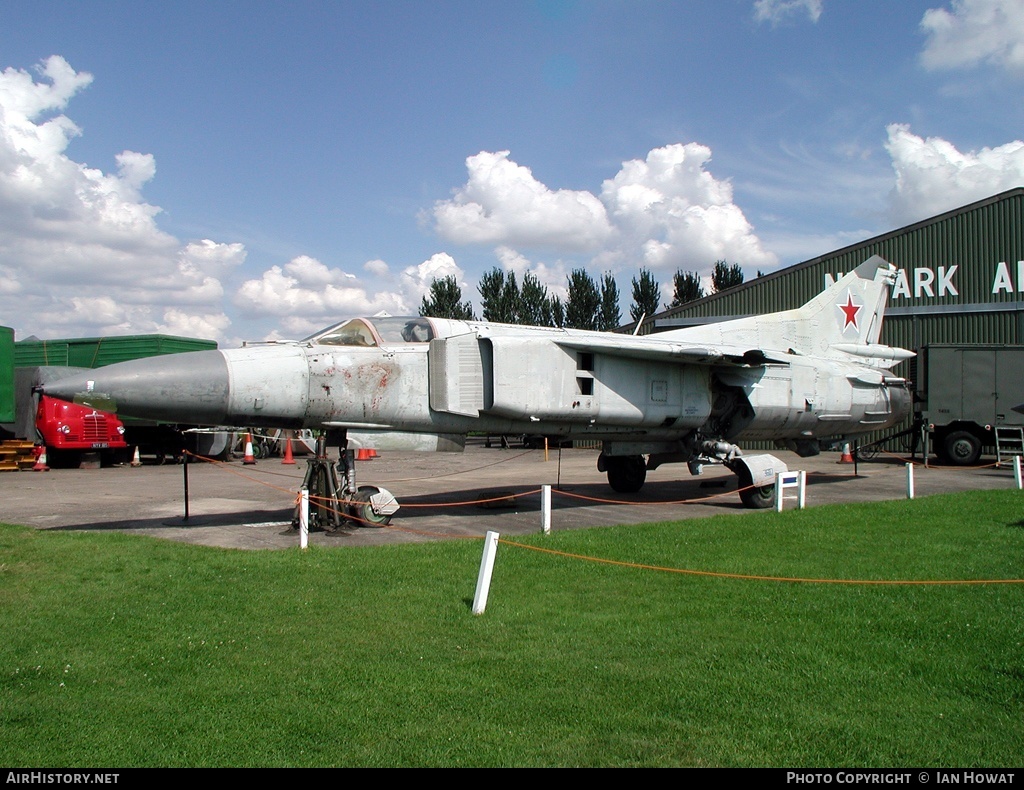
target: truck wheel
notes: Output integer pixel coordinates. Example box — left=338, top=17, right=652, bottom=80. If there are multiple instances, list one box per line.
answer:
left=944, top=430, right=982, bottom=466
left=46, top=449, right=81, bottom=469
left=606, top=456, right=647, bottom=493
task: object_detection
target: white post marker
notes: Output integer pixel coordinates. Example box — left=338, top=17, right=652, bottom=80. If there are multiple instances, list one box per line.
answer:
left=473, top=531, right=500, bottom=615
left=299, top=487, right=309, bottom=549
left=541, top=484, right=551, bottom=534
left=1015, top=456, right=1022, bottom=490
left=906, top=463, right=915, bottom=500
left=774, top=470, right=806, bottom=512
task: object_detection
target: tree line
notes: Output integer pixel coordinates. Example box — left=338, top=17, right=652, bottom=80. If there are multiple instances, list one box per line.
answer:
left=420, top=260, right=752, bottom=329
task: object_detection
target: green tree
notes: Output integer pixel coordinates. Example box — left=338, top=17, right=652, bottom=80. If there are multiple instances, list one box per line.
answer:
left=711, top=260, right=744, bottom=293
left=478, top=268, right=520, bottom=323
left=598, top=273, right=621, bottom=331
left=520, top=271, right=551, bottom=326
left=419, top=275, right=475, bottom=320
left=669, top=270, right=704, bottom=307
left=545, top=294, right=565, bottom=328
left=630, top=269, right=661, bottom=323
left=564, top=268, right=601, bottom=330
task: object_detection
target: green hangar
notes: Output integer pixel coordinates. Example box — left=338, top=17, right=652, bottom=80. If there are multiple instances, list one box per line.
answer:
left=636, top=187, right=1024, bottom=462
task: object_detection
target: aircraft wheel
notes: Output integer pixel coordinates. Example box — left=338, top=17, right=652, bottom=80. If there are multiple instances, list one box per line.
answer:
left=737, top=469, right=775, bottom=509
left=944, top=430, right=981, bottom=466
left=606, top=455, right=646, bottom=493
left=351, top=485, right=392, bottom=527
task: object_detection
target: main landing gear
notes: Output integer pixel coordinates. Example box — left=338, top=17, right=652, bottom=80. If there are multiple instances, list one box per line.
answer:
left=294, top=431, right=399, bottom=531
left=598, top=445, right=786, bottom=510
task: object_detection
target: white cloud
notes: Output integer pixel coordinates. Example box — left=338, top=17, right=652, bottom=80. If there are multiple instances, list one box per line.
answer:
left=399, top=252, right=467, bottom=297
left=158, top=309, right=232, bottom=340
left=494, top=246, right=569, bottom=302
left=921, top=0, right=1024, bottom=72
left=181, top=239, right=246, bottom=278
left=753, top=0, right=823, bottom=26
left=363, top=258, right=390, bottom=276
left=885, top=123, right=1024, bottom=225
left=235, top=253, right=431, bottom=339
left=600, top=144, right=778, bottom=276
left=433, top=145, right=777, bottom=283
left=432, top=150, right=614, bottom=251
left=0, top=56, right=242, bottom=340
left=397, top=253, right=473, bottom=313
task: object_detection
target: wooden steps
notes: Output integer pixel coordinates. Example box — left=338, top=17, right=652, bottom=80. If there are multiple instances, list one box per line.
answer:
left=0, top=440, right=39, bottom=471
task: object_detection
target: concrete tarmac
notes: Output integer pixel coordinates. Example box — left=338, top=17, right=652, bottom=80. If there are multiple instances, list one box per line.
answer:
left=1, top=439, right=1020, bottom=550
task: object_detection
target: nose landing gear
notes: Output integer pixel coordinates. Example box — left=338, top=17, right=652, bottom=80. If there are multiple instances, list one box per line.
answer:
left=293, top=431, right=400, bottom=531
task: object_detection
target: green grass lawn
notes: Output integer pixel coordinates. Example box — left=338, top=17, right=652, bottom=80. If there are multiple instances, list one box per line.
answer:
left=1, top=489, right=1022, bottom=767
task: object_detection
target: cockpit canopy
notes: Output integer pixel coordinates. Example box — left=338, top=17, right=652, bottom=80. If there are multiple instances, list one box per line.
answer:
left=307, top=316, right=436, bottom=347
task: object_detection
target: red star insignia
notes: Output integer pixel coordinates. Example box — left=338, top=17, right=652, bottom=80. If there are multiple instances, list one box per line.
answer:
left=838, top=292, right=862, bottom=330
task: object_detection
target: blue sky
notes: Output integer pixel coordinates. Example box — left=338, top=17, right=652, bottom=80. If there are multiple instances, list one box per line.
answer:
left=1, top=0, right=1023, bottom=343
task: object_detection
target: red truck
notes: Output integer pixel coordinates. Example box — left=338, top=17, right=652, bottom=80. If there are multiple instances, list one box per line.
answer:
left=34, top=393, right=127, bottom=467
left=0, top=367, right=129, bottom=467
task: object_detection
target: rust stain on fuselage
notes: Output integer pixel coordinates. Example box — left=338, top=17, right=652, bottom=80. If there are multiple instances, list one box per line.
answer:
left=355, top=360, right=396, bottom=415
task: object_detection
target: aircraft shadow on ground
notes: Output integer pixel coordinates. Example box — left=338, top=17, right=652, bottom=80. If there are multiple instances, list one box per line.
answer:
left=48, top=507, right=295, bottom=533
left=393, top=483, right=749, bottom=519
left=46, top=469, right=872, bottom=535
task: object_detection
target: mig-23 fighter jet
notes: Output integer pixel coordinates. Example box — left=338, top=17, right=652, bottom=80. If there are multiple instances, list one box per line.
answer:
left=44, top=255, right=912, bottom=521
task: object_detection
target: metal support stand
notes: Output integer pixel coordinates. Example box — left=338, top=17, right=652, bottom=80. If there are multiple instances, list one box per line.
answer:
left=183, top=450, right=190, bottom=522
left=164, top=439, right=205, bottom=526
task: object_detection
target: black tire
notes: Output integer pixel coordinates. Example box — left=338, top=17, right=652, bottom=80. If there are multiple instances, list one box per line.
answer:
left=45, top=448, right=81, bottom=469
left=350, top=485, right=392, bottom=527
left=943, top=430, right=982, bottom=466
left=606, top=455, right=647, bottom=493
left=737, top=468, right=776, bottom=509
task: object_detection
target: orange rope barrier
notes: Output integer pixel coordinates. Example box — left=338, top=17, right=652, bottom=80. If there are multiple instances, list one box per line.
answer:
left=398, top=489, right=543, bottom=508
left=184, top=450, right=1024, bottom=584
left=183, top=450, right=299, bottom=495
left=553, top=484, right=744, bottom=507
left=864, top=444, right=1007, bottom=470
left=495, top=538, right=1024, bottom=586
left=374, top=449, right=537, bottom=483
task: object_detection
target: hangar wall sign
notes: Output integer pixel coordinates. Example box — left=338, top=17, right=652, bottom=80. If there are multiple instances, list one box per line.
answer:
left=827, top=261, right=1024, bottom=300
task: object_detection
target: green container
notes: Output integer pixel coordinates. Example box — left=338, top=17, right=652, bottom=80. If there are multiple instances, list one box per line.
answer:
left=14, top=339, right=70, bottom=367
left=0, top=326, right=14, bottom=423
left=15, top=334, right=217, bottom=369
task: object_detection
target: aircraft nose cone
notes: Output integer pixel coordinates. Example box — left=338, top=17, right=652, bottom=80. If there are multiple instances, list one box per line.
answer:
left=42, top=350, right=232, bottom=425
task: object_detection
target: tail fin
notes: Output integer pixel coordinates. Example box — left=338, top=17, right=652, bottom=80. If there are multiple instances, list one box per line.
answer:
left=800, top=254, right=895, bottom=347
left=662, top=255, right=913, bottom=366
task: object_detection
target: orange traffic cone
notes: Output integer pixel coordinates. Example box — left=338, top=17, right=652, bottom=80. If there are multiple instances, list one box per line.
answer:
left=356, top=448, right=371, bottom=461
left=243, top=433, right=257, bottom=465
left=281, top=437, right=296, bottom=465
left=33, top=445, right=50, bottom=472
left=367, top=448, right=377, bottom=459
left=130, top=446, right=142, bottom=467
left=838, top=442, right=854, bottom=464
